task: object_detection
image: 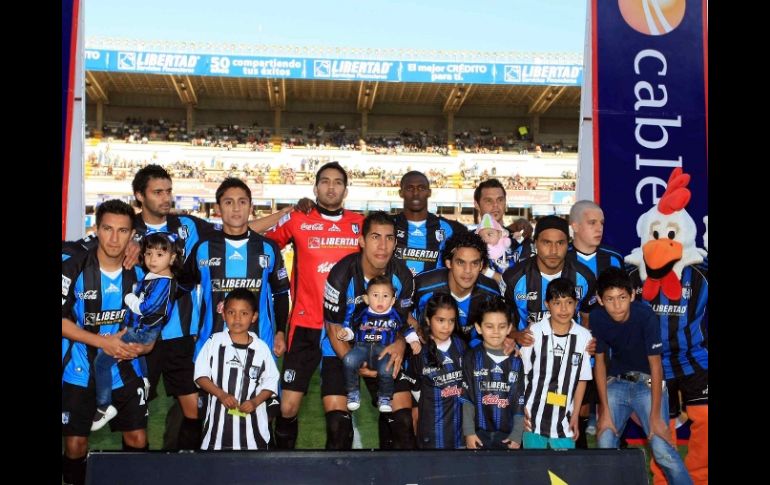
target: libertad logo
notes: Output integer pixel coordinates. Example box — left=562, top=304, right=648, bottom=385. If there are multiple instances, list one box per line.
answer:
left=618, top=0, right=685, bottom=36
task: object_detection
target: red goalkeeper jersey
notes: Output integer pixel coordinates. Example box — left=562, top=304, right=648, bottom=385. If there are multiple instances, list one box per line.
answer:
left=265, top=208, right=364, bottom=333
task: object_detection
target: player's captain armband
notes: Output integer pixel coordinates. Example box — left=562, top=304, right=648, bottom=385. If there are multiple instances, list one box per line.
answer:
left=324, top=282, right=340, bottom=304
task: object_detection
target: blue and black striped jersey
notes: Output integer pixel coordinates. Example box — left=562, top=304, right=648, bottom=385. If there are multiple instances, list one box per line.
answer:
left=412, top=268, right=500, bottom=348
left=124, top=274, right=176, bottom=331
left=407, top=335, right=467, bottom=449
left=460, top=346, right=525, bottom=434
left=322, top=252, right=414, bottom=357
left=502, top=257, right=597, bottom=330
left=182, top=231, right=290, bottom=359
left=61, top=248, right=145, bottom=389
left=629, top=265, right=708, bottom=380
left=394, top=213, right=467, bottom=276
left=566, top=243, right=625, bottom=277
left=345, top=307, right=409, bottom=346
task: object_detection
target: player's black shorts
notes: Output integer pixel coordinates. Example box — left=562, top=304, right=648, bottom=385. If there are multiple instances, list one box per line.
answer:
left=281, top=326, right=322, bottom=394
left=62, top=378, right=148, bottom=436
left=144, top=335, right=197, bottom=399
left=321, top=355, right=412, bottom=399
left=665, top=369, right=708, bottom=417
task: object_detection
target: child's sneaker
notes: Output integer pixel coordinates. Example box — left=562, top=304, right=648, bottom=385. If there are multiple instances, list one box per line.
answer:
left=377, top=396, right=392, bottom=413
left=91, top=405, right=118, bottom=431
left=346, top=390, right=361, bottom=411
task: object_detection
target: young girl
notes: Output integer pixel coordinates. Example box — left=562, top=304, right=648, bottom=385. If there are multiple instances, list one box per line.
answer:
left=407, top=293, right=467, bottom=449
left=460, top=297, right=525, bottom=449
left=92, top=232, right=182, bottom=431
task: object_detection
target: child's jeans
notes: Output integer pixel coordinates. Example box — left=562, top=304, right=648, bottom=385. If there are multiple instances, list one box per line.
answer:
left=94, top=326, right=160, bottom=407
left=342, top=342, right=393, bottom=399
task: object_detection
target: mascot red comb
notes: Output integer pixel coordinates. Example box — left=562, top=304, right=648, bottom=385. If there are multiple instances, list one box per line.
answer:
left=626, top=167, right=708, bottom=485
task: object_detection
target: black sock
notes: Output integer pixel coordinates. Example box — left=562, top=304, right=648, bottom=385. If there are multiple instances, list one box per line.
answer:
left=62, top=454, right=87, bottom=485
left=378, top=412, right=393, bottom=450
left=390, top=408, right=416, bottom=450
left=325, top=411, right=353, bottom=450
left=575, top=416, right=589, bottom=449
left=178, top=417, right=202, bottom=450
left=163, top=399, right=183, bottom=451
left=275, top=415, right=299, bottom=449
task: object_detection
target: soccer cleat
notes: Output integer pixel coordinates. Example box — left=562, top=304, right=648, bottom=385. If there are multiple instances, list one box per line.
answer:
left=91, top=405, right=118, bottom=431
left=346, top=390, right=361, bottom=411
left=377, top=396, right=392, bottom=413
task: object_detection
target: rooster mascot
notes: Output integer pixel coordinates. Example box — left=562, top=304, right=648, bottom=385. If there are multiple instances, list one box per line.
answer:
left=626, top=168, right=708, bottom=485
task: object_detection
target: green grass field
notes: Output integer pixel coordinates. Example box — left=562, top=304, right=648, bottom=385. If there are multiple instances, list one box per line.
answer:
left=86, top=364, right=382, bottom=450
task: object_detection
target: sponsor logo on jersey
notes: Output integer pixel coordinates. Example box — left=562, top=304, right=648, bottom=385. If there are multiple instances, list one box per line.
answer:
left=210, top=278, right=262, bottom=292
left=317, top=262, right=335, bottom=273
left=277, top=268, right=288, bottom=280
left=351, top=223, right=360, bottom=234
left=481, top=394, right=510, bottom=408
left=77, top=290, right=98, bottom=300
left=329, top=224, right=341, bottom=232
left=363, top=333, right=383, bottom=342
left=258, top=254, right=270, bottom=268
left=411, top=228, right=424, bottom=236
left=105, top=283, right=120, bottom=294
left=516, top=291, right=539, bottom=301
left=435, top=229, right=445, bottom=242
left=400, top=248, right=440, bottom=262
left=442, top=355, right=455, bottom=365
left=200, top=257, right=222, bottom=267
left=480, top=381, right=510, bottom=392
left=228, top=251, right=244, bottom=261
left=423, top=366, right=442, bottom=375
left=300, top=223, right=324, bottom=231
left=440, top=385, right=462, bottom=398
left=473, top=369, right=489, bottom=377
left=308, top=237, right=359, bottom=249
left=432, top=370, right=463, bottom=386
left=227, top=355, right=241, bottom=367
left=491, top=364, right=504, bottom=374
left=84, top=309, right=127, bottom=326
left=323, top=301, right=339, bottom=313
left=651, top=304, right=687, bottom=316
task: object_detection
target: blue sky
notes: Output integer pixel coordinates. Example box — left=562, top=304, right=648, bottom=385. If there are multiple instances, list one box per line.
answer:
left=85, top=0, right=586, bottom=54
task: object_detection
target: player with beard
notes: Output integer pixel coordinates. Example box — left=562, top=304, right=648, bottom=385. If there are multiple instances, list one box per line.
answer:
left=265, top=162, right=365, bottom=449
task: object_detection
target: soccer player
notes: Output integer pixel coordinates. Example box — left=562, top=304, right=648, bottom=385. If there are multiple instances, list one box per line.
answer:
left=412, top=231, right=500, bottom=349
left=591, top=268, right=692, bottom=485
left=324, top=211, right=415, bottom=449
left=61, top=200, right=151, bottom=485
left=180, top=177, right=290, bottom=357
left=502, top=215, right=596, bottom=344
left=265, top=161, right=364, bottom=450
left=393, top=171, right=467, bottom=276
left=195, top=289, right=279, bottom=450
left=519, top=278, right=593, bottom=449
left=567, top=200, right=625, bottom=275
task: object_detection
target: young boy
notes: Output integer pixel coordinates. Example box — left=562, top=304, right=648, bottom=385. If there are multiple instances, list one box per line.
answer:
left=520, top=277, right=593, bottom=449
left=461, top=297, right=525, bottom=449
left=337, top=275, right=419, bottom=413
left=591, top=267, right=692, bottom=485
left=194, top=289, right=279, bottom=450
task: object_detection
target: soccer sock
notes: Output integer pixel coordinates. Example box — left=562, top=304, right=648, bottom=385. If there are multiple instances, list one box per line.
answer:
left=389, top=408, right=416, bottom=450
left=575, top=416, right=589, bottom=449
left=62, top=454, right=87, bottom=485
left=325, top=410, right=353, bottom=450
left=178, top=417, right=203, bottom=450
left=275, top=415, right=299, bottom=450
left=378, top=412, right=393, bottom=450
left=162, top=399, right=183, bottom=450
